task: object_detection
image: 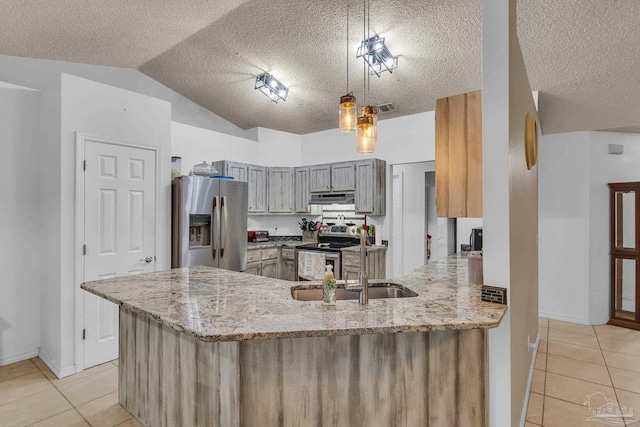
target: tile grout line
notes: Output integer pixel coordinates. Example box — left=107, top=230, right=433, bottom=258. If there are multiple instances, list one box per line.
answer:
left=593, top=326, right=632, bottom=427
left=26, top=358, right=110, bottom=427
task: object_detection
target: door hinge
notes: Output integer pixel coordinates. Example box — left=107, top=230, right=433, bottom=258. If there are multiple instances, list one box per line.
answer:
left=82, top=329, right=86, bottom=340
left=83, top=245, right=86, bottom=255
left=83, top=160, right=86, bottom=171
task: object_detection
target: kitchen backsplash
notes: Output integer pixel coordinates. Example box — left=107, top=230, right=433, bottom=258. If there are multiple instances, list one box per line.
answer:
left=247, top=204, right=382, bottom=243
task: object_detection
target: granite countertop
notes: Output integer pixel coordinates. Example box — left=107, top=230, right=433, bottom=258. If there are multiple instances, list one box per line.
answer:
left=247, top=241, right=304, bottom=249
left=341, top=245, right=388, bottom=253
left=81, top=253, right=506, bottom=343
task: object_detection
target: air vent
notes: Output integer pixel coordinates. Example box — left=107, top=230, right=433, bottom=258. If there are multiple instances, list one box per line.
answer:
left=376, top=103, right=396, bottom=114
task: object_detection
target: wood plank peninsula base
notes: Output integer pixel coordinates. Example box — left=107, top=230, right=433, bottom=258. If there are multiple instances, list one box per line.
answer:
left=119, top=308, right=486, bottom=427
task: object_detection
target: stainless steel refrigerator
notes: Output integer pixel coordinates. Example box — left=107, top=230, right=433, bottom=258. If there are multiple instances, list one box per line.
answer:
left=172, top=176, right=248, bottom=271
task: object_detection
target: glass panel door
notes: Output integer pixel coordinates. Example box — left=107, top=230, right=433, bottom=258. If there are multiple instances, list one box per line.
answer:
left=614, top=190, right=637, bottom=251
left=612, top=257, right=637, bottom=321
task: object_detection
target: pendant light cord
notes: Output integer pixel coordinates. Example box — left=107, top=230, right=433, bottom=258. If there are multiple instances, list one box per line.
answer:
left=363, top=0, right=366, bottom=106
left=367, top=0, right=370, bottom=106
left=346, top=0, right=349, bottom=93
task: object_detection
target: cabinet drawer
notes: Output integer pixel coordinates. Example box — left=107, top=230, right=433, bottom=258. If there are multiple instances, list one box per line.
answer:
left=247, top=249, right=262, bottom=263
left=261, top=247, right=279, bottom=261
left=342, top=253, right=360, bottom=267
left=281, top=248, right=295, bottom=260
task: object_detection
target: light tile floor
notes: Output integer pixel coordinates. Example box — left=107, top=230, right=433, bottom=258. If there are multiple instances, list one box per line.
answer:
left=0, top=358, right=139, bottom=427
left=1, top=319, right=638, bottom=426
left=527, top=318, right=640, bottom=427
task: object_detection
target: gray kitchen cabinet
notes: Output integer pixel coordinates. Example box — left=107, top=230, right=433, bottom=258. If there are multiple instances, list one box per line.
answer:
left=330, top=162, right=356, bottom=192
left=245, top=263, right=261, bottom=275
left=246, top=248, right=262, bottom=275
left=248, top=165, right=267, bottom=213
left=261, top=259, right=278, bottom=278
left=294, top=167, right=310, bottom=213
left=355, top=159, right=386, bottom=215
left=213, top=160, right=248, bottom=182
left=267, top=167, right=294, bottom=213
left=309, top=165, right=331, bottom=193
left=342, top=249, right=387, bottom=280
left=279, top=248, right=297, bottom=281
left=246, top=247, right=280, bottom=277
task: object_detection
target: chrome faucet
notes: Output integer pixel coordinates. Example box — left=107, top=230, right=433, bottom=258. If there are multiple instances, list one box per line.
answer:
left=345, top=229, right=368, bottom=304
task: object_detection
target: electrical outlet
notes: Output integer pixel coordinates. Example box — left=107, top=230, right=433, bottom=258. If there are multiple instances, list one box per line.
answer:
left=481, top=285, right=507, bottom=305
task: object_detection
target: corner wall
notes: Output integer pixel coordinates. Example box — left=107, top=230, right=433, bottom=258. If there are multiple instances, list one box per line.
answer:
left=0, top=86, right=42, bottom=365
left=483, top=0, right=539, bottom=425
left=56, top=74, right=172, bottom=374
left=539, top=130, right=640, bottom=325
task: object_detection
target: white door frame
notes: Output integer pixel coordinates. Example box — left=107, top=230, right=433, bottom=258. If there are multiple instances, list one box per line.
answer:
left=73, top=132, right=162, bottom=373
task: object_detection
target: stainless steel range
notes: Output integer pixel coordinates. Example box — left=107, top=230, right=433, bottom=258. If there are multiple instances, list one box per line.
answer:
left=295, top=225, right=364, bottom=280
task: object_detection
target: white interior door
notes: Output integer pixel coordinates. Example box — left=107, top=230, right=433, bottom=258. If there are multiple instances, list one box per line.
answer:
left=83, top=140, right=156, bottom=368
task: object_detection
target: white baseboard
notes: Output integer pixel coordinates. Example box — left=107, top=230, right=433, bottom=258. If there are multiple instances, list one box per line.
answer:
left=38, top=348, right=76, bottom=379
left=539, top=311, right=592, bottom=325
left=520, top=334, right=541, bottom=427
left=0, top=348, right=39, bottom=367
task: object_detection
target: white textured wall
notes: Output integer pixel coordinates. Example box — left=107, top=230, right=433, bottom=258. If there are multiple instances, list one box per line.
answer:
left=589, top=132, right=640, bottom=324
left=0, top=54, right=246, bottom=139
left=255, top=127, right=301, bottom=167
left=38, top=79, right=63, bottom=371
left=57, top=74, right=172, bottom=375
left=0, top=87, right=41, bottom=366
left=299, top=112, right=435, bottom=166
left=538, top=130, right=640, bottom=325
left=538, top=132, right=591, bottom=323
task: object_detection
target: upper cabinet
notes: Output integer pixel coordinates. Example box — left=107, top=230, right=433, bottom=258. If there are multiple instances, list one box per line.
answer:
left=309, top=165, right=331, bottom=193
left=330, top=162, right=356, bottom=192
left=248, top=165, right=267, bottom=214
left=435, top=90, right=482, bottom=218
left=355, top=159, right=386, bottom=215
left=212, top=158, right=386, bottom=216
left=267, top=167, right=294, bottom=213
left=213, top=160, right=248, bottom=182
left=294, top=167, right=310, bottom=213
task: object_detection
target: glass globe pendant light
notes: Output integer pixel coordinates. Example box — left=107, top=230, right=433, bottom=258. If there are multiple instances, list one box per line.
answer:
left=339, top=0, right=356, bottom=132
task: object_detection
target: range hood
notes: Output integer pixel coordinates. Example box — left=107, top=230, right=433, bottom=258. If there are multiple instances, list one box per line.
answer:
left=309, top=192, right=355, bottom=205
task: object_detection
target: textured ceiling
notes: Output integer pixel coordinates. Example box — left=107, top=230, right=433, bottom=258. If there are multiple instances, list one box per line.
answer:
left=0, top=0, right=638, bottom=135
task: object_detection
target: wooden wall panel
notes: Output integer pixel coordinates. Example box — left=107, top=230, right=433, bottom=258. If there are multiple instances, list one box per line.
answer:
left=435, top=90, right=483, bottom=217
left=119, top=308, right=486, bottom=427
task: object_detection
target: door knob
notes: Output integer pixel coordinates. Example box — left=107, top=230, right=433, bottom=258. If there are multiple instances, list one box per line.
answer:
left=140, top=257, right=154, bottom=263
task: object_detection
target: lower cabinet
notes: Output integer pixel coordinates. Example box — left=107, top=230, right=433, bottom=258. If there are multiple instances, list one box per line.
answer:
left=246, top=246, right=283, bottom=279
left=342, top=249, right=387, bottom=280
left=279, top=248, right=297, bottom=281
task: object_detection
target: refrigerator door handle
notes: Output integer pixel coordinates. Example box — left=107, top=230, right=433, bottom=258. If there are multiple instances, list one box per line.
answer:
left=212, top=196, right=219, bottom=258
left=221, top=196, right=227, bottom=257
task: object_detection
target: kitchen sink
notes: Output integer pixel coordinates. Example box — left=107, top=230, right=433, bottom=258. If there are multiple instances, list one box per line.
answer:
left=290, top=281, right=418, bottom=301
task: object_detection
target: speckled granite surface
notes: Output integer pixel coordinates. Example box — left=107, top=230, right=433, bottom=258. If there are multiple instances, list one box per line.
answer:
left=341, top=245, right=388, bottom=253
left=81, top=253, right=506, bottom=343
left=247, top=241, right=304, bottom=249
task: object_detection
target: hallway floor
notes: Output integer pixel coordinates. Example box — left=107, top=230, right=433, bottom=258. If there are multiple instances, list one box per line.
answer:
left=0, top=318, right=638, bottom=426
left=527, top=318, right=640, bottom=427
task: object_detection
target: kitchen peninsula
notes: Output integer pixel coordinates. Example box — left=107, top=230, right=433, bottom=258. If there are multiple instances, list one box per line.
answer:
left=81, top=254, right=506, bottom=427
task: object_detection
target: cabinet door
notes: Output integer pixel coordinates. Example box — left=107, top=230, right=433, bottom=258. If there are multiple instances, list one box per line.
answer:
left=435, top=90, right=482, bottom=218
left=294, top=167, right=310, bottom=213
left=228, top=161, right=249, bottom=182
left=309, top=165, right=331, bottom=193
left=331, top=162, right=356, bottom=192
left=267, top=167, right=294, bottom=213
left=246, top=263, right=261, bottom=275
left=261, top=259, right=278, bottom=278
left=248, top=165, right=267, bottom=213
left=355, top=160, right=375, bottom=213
left=279, top=258, right=296, bottom=281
